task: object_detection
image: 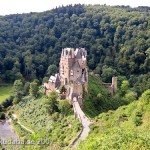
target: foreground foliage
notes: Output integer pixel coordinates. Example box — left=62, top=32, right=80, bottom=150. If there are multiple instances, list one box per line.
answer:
left=8, top=94, right=81, bottom=149
left=78, top=90, right=150, bottom=150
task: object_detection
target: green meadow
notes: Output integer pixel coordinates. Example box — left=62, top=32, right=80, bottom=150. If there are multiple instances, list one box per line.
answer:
left=0, top=84, right=12, bottom=103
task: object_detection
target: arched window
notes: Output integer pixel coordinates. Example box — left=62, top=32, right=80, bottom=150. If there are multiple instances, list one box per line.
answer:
left=66, top=50, right=68, bottom=56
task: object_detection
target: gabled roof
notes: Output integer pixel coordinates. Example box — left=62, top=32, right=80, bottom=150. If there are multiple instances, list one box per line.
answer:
left=62, top=48, right=75, bottom=58
left=74, top=48, right=82, bottom=59
left=74, top=48, right=87, bottom=59
left=48, top=74, right=60, bottom=83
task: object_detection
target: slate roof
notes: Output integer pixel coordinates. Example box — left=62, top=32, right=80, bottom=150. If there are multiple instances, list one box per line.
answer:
left=74, top=48, right=87, bottom=59
left=48, top=74, right=60, bottom=83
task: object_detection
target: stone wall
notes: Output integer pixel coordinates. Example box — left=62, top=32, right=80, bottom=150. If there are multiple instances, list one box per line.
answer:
left=102, top=77, right=117, bottom=95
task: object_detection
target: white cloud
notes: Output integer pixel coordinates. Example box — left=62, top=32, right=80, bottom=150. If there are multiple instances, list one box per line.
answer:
left=0, top=0, right=150, bottom=15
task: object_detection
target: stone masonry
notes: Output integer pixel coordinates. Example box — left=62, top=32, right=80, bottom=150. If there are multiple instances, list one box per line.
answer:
left=44, top=48, right=88, bottom=107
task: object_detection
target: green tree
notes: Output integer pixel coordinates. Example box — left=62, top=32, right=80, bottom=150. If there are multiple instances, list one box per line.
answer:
left=12, top=80, right=24, bottom=104
left=124, top=91, right=137, bottom=103
left=24, top=82, right=30, bottom=95
left=59, top=85, right=66, bottom=94
left=101, top=66, right=118, bottom=82
left=120, top=80, right=130, bottom=96
left=0, top=105, right=3, bottom=112
left=58, top=100, right=71, bottom=116
left=42, top=77, right=49, bottom=84
left=0, top=112, right=5, bottom=119
left=45, top=91, right=59, bottom=114
left=29, top=81, right=39, bottom=97
left=46, top=64, right=58, bottom=76
left=145, top=48, right=150, bottom=58
left=139, top=89, right=150, bottom=104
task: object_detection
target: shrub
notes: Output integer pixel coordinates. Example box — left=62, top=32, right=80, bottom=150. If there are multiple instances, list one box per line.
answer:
left=51, top=112, right=59, bottom=121
left=0, top=112, right=6, bottom=119
left=124, top=91, right=137, bottom=103
left=1, top=97, right=13, bottom=108
left=139, top=89, right=150, bottom=104
left=134, top=117, right=143, bottom=126
left=0, top=105, right=3, bottom=112
left=135, top=111, right=143, bottom=117
left=58, top=100, right=71, bottom=116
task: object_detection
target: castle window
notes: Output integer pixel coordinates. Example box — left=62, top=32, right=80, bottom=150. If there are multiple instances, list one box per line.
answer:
left=70, top=51, right=72, bottom=58
left=61, top=66, right=64, bottom=74
left=82, top=69, right=85, bottom=74
left=65, top=78, right=68, bottom=85
left=66, top=50, right=68, bottom=56
left=70, top=70, right=73, bottom=76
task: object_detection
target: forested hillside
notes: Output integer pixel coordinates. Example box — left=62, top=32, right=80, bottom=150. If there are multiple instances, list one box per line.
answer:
left=0, top=4, right=150, bottom=95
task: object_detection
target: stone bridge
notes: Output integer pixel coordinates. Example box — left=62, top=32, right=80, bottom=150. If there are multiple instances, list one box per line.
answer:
left=69, top=97, right=92, bottom=147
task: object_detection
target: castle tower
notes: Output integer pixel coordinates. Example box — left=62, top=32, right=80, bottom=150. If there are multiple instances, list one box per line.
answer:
left=59, top=48, right=75, bottom=85
left=44, top=47, right=88, bottom=107
left=74, top=48, right=87, bottom=69
left=111, top=77, right=117, bottom=93
left=59, top=48, right=88, bottom=106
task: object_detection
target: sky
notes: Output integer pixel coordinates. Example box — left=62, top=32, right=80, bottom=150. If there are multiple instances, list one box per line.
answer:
left=0, top=0, right=150, bottom=16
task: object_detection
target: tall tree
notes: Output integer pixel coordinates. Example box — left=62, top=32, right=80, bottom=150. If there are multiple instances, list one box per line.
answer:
left=12, top=80, right=24, bottom=104
left=29, top=81, right=38, bottom=97
left=44, top=91, right=59, bottom=114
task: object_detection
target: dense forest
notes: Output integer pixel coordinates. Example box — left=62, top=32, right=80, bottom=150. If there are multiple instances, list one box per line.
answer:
left=0, top=4, right=150, bottom=95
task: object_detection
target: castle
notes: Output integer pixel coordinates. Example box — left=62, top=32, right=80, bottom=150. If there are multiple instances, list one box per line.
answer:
left=44, top=48, right=88, bottom=107
left=44, top=47, right=118, bottom=106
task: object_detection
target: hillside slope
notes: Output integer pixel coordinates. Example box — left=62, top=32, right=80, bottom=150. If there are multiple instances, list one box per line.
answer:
left=83, top=75, right=129, bottom=117
left=78, top=89, right=150, bottom=150
left=4, top=75, right=132, bottom=149
left=8, top=95, right=81, bottom=149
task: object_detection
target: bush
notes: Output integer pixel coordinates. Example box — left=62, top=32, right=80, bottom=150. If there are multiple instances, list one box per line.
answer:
left=0, top=105, right=3, bottom=112
left=139, top=89, right=150, bottom=104
left=134, top=117, right=143, bottom=126
left=58, top=100, right=71, bottom=116
left=0, top=112, right=6, bottom=119
left=135, top=111, right=143, bottom=117
left=124, top=91, right=137, bottom=103
left=1, top=97, right=13, bottom=108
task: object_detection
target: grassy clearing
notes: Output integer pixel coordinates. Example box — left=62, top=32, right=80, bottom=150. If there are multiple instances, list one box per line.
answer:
left=0, top=84, right=12, bottom=104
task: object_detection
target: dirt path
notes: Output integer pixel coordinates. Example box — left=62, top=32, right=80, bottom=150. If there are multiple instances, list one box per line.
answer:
left=12, top=114, right=34, bottom=134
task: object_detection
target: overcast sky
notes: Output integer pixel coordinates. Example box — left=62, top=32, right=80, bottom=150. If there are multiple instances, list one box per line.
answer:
left=0, top=0, right=150, bottom=16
